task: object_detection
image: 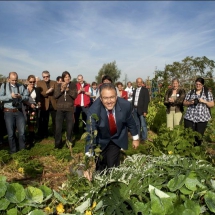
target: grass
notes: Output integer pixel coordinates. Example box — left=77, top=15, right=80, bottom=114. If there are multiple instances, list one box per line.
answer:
left=1, top=106, right=215, bottom=188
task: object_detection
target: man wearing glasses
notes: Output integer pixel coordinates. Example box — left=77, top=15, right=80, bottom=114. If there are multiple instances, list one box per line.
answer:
left=85, top=83, right=139, bottom=172
left=37, top=70, right=57, bottom=139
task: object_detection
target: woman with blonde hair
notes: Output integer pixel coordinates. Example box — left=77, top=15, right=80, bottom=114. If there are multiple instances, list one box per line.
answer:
left=164, top=78, right=186, bottom=130
left=24, top=75, right=41, bottom=148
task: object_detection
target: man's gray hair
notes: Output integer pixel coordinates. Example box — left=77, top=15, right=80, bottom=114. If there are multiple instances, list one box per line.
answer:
left=42, top=70, right=50, bottom=75
left=100, top=83, right=117, bottom=94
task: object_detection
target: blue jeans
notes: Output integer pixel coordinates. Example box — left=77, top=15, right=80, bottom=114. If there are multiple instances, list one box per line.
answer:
left=4, top=111, right=26, bottom=153
left=133, top=108, right=147, bottom=141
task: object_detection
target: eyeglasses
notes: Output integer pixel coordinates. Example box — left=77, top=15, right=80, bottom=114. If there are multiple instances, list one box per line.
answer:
left=29, top=81, right=36, bottom=84
left=101, top=96, right=117, bottom=101
left=43, top=75, right=50, bottom=78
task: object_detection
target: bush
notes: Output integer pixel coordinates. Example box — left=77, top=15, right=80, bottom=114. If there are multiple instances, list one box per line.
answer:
left=0, top=150, right=11, bottom=166
left=151, top=125, right=207, bottom=160
left=147, top=101, right=166, bottom=132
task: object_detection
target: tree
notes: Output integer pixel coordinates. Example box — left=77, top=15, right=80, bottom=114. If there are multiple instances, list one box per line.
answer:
left=157, top=56, right=215, bottom=91
left=71, top=78, right=77, bottom=83
left=95, top=61, right=121, bottom=84
left=0, top=74, right=6, bottom=83
left=205, top=71, right=215, bottom=98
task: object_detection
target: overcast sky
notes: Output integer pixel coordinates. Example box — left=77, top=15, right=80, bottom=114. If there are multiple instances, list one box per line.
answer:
left=0, top=1, right=215, bottom=83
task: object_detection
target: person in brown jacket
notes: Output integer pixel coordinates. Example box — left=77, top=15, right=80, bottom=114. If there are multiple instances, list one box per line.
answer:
left=54, top=71, right=77, bottom=149
left=164, top=78, right=186, bottom=130
left=37, top=70, right=57, bottom=139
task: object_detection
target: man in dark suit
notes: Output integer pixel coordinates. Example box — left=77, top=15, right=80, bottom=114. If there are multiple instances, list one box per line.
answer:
left=132, top=78, right=150, bottom=143
left=37, top=70, right=57, bottom=139
left=85, top=83, right=139, bottom=171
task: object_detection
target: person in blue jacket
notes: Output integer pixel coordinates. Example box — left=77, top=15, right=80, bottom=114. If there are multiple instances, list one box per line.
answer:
left=0, top=72, right=29, bottom=153
left=85, top=83, right=139, bottom=171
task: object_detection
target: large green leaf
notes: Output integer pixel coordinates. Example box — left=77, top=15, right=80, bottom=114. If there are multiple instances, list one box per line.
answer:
left=94, top=200, right=103, bottom=212
left=184, top=199, right=200, bottom=215
left=0, top=198, right=10, bottom=210
left=75, top=198, right=90, bottom=213
left=53, top=190, right=67, bottom=205
left=0, top=176, right=7, bottom=183
left=149, top=185, right=170, bottom=198
left=211, top=179, right=215, bottom=190
left=185, top=177, right=205, bottom=191
left=179, top=186, right=192, bottom=195
left=149, top=185, right=174, bottom=215
left=173, top=205, right=186, bottom=215
left=17, top=199, right=44, bottom=208
left=25, top=186, right=43, bottom=204
left=167, top=175, right=187, bottom=192
left=5, top=183, right=25, bottom=203
left=133, top=201, right=149, bottom=214
left=204, top=191, right=215, bottom=213
left=28, top=209, right=45, bottom=215
left=21, top=206, right=32, bottom=215
left=162, top=198, right=174, bottom=215
left=182, top=209, right=196, bottom=215
left=39, top=185, right=52, bottom=201
left=150, top=189, right=165, bottom=215
left=0, top=182, right=7, bottom=198
left=7, top=207, right=17, bottom=215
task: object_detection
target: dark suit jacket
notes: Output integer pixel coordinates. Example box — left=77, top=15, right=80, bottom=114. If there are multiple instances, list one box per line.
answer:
left=132, top=87, right=150, bottom=115
left=86, top=97, right=138, bottom=151
left=37, top=80, right=57, bottom=111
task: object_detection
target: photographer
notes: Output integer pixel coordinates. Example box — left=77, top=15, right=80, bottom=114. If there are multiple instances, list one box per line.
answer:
left=183, top=77, right=214, bottom=146
left=23, top=75, right=41, bottom=148
left=0, top=72, right=29, bottom=153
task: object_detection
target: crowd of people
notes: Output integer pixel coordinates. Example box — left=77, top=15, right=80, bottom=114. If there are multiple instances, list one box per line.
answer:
left=0, top=71, right=214, bottom=171
left=0, top=71, right=149, bottom=154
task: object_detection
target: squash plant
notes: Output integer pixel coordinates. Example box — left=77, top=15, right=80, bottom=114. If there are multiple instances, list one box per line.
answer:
left=151, top=125, right=207, bottom=160
left=0, top=175, right=66, bottom=215
left=74, top=154, right=215, bottom=214
left=1, top=155, right=215, bottom=214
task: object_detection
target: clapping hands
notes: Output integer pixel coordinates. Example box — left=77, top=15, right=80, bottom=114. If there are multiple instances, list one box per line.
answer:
left=61, top=82, right=68, bottom=92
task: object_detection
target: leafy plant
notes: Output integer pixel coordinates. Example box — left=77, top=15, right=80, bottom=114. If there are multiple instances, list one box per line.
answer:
left=204, top=117, right=215, bottom=143
left=151, top=125, right=207, bottom=160
left=50, top=147, right=73, bottom=161
left=11, top=149, right=44, bottom=178
left=72, top=113, right=100, bottom=180
left=0, top=150, right=11, bottom=166
left=74, top=154, right=215, bottom=214
left=1, top=155, right=215, bottom=214
left=146, top=101, right=166, bottom=133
